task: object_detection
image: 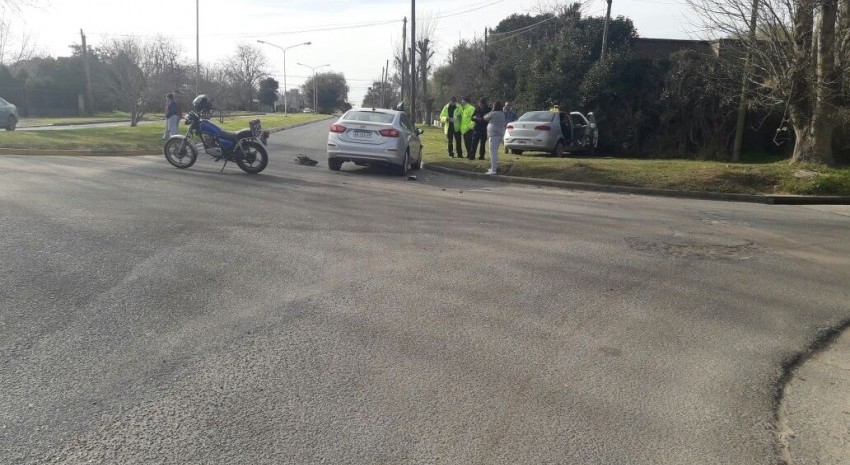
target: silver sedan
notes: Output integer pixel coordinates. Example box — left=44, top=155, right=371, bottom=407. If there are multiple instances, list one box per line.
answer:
left=0, top=96, right=18, bottom=131
left=327, top=108, right=423, bottom=176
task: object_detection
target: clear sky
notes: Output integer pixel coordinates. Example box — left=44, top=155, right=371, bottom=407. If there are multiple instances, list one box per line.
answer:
left=17, top=0, right=694, bottom=104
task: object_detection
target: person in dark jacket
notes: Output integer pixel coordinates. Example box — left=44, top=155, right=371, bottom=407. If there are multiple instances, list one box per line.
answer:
left=469, top=97, right=490, bottom=160
left=163, top=93, right=179, bottom=140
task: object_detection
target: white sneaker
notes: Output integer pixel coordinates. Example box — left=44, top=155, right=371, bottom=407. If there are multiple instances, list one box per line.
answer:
left=485, top=170, right=496, bottom=175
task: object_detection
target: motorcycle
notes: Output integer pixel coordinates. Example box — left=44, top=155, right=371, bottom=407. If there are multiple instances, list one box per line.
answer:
left=163, top=105, right=269, bottom=174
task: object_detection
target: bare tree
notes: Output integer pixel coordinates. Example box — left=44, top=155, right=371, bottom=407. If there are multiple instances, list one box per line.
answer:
left=0, top=9, right=37, bottom=65
left=689, top=0, right=846, bottom=164
left=101, top=36, right=185, bottom=126
left=223, top=43, right=267, bottom=110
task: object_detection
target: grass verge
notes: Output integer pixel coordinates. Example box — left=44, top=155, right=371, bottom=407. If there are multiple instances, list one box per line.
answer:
left=1, top=114, right=330, bottom=152
left=419, top=127, right=850, bottom=196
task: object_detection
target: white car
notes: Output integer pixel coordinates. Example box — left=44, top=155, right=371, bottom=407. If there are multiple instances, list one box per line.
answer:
left=504, top=111, right=598, bottom=156
left=0, top=97, right=18, bottom=131
left=327, top=108, right=424, bottom=176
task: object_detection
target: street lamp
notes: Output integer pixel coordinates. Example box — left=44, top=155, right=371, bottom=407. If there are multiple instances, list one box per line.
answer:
left=256, top=39, right=311, bottom=116
left=297, top=62, right=330, bottom=114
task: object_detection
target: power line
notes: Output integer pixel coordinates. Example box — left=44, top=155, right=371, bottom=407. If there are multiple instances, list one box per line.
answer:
left=488, top=15, right=559, bottom=45
left=433, top=0, right=505, bottom=19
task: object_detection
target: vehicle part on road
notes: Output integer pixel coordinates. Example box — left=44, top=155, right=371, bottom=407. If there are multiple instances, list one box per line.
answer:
left=6, top=115, right=16, bottom=131
left=295, top=154, right=319, bottom=166
left=164, top=137, right=198, bottom=169
left=328, top=159, right=342, bottom=171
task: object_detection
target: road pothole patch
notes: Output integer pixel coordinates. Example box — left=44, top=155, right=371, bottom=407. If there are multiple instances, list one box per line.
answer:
left=625, top=233, right=760, bottom=260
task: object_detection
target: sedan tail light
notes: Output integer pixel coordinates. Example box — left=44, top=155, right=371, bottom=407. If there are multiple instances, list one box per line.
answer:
left=329, top=124, right=347, bottom=133
left=379, top=128, right=400, bottom=137
left=534, top=125, right=551, bottom=131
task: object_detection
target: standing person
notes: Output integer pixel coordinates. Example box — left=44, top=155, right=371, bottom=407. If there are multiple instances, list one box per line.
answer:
left=504, top=101, right=518, bottom=124
left=470, top=97, right=490, bottom=160
left=484, top=101, right=507, bottom=175
left=439, top=96, right=463, bottom=158
left=163, top=93, right=179, bottom=140
left=459, top=96, right=475, bottom=158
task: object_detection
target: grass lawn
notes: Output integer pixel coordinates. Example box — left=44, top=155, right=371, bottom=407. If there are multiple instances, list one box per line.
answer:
left=1, top=113, right=331, bottom=152
left=419, top=126, right=850, bottom=196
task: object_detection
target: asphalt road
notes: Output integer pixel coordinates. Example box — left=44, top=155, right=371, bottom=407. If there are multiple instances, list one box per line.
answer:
left=1, top=120, right=849, bottom=464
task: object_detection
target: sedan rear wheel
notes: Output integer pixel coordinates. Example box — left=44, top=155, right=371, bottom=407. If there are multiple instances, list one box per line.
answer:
left=6, top=115, right=16, bottom=131
left=397, top=150, right=410, bottom=176
left=328, top=159, right=343, bottom=171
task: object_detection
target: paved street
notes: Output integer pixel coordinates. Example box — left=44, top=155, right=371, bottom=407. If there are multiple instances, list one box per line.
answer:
left=1, top=120, right=849, bottom=464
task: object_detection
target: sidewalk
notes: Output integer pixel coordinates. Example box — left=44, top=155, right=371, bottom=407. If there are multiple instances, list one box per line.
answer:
left=780, top=323, right=850, bottom=464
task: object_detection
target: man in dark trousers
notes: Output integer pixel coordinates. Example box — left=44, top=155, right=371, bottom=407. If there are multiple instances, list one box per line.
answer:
left=439, top=96, right=463, bottom=158
left=470, top=97, right=490, bottom=160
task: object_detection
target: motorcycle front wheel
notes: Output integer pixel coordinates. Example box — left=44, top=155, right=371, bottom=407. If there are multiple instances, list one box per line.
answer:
left=164, top=138, right=198, bottom=169
left=235, top=140, right=268, bottom=174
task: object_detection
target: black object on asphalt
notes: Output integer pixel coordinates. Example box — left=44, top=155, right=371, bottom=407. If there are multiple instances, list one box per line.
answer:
left=295, top=154, right=318, bottom=166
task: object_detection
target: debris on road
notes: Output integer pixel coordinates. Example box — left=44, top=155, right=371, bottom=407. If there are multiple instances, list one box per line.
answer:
left=295, top=154, right=318, bottom=166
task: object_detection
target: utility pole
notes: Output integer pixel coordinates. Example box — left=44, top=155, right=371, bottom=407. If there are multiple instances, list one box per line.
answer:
left=732, top=0, right=760, bottom=162
left=401, top=17, right=407, bottom=110
left=384, top=59, right=390, bottom=107
left=80, top=29, right=93, bottom=115
left=380, top=65, right=386, bottom=108
left=195, top=0, right=200, bottom=94
left=411, top=0, right=417, bottom=124
left=600, top=0, right=612, bottom=59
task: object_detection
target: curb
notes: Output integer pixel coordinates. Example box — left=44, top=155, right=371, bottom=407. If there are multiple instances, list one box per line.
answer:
left=18, top=119, right=131, bottom=129
left=0, top=117, right=335, bottom=157
left=424, top=164, right=850, bottom=205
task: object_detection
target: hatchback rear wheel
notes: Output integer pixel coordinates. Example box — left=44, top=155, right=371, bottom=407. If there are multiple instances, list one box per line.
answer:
left=6, top=115, right=16, bottom=131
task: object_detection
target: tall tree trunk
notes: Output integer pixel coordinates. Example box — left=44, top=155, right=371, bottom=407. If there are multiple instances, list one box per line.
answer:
left=792, top=0, right=838, bottom=164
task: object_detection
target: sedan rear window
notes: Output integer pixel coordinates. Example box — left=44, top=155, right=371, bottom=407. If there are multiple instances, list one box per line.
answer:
left=343, top=111, right=395, bottom=124
left=518, top=111, right=555, bottom=122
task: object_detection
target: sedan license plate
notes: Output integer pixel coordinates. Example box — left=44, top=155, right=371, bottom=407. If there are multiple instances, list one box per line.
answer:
left=352, top=130, right=372, bottom=139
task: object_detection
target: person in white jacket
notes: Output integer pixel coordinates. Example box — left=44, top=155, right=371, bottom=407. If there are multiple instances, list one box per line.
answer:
left=483, top=101, right=506, bottom=175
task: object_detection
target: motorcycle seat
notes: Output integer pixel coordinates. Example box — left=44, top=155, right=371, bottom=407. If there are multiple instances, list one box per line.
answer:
left=219, top=129, right=254, bottom=142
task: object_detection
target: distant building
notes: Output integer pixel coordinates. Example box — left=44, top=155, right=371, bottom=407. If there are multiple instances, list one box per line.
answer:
left=279, top=88, right=305, bottom=112
left=632, top=37, right=748, bottom=63
left=632, top=38, right=713, bottom=60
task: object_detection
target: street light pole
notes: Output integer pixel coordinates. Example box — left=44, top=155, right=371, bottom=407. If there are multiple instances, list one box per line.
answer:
left=297, top=62, right=330, bottom=113
left=257, top=40, right=311, bottom=116
left=195, top=0, right=199, bottom=94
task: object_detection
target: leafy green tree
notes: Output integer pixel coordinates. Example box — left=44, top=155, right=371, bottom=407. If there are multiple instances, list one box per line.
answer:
left=302, top=71, right=348, bottom=113
left=258, top=77, right=279, bottom=109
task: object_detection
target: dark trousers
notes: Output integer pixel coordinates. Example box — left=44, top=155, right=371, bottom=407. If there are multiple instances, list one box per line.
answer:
left=463, top=131, right=474, bottom=158
left=471, top=131, right=487, bottom=159
left=446, top=124, right=463, bottom=157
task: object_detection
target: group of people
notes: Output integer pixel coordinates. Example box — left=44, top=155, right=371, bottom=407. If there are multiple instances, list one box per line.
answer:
left=439, top=96, right=518, bottom=175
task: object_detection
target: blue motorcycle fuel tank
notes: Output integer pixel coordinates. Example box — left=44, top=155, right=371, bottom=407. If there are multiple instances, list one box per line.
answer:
left=198, top=119, right=235, bottom=150
left=199, top=119, right=223, bottom=137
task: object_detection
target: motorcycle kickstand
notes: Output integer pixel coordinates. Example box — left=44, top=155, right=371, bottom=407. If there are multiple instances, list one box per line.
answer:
left=219, top=158, right=228, bottom=172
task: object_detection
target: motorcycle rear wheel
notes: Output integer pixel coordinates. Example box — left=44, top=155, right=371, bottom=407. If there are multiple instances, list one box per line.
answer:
left=164, top=138, right=197, bottom=169
left=235, top=140, right=268, bottom=174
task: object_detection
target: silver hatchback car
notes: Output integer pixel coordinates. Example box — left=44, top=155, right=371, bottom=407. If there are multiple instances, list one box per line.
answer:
left=0, top=96, right=18, bottom=131
left=327, top=108, right=423, bottom=176
left=504, top=110, right=598, bottom=156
